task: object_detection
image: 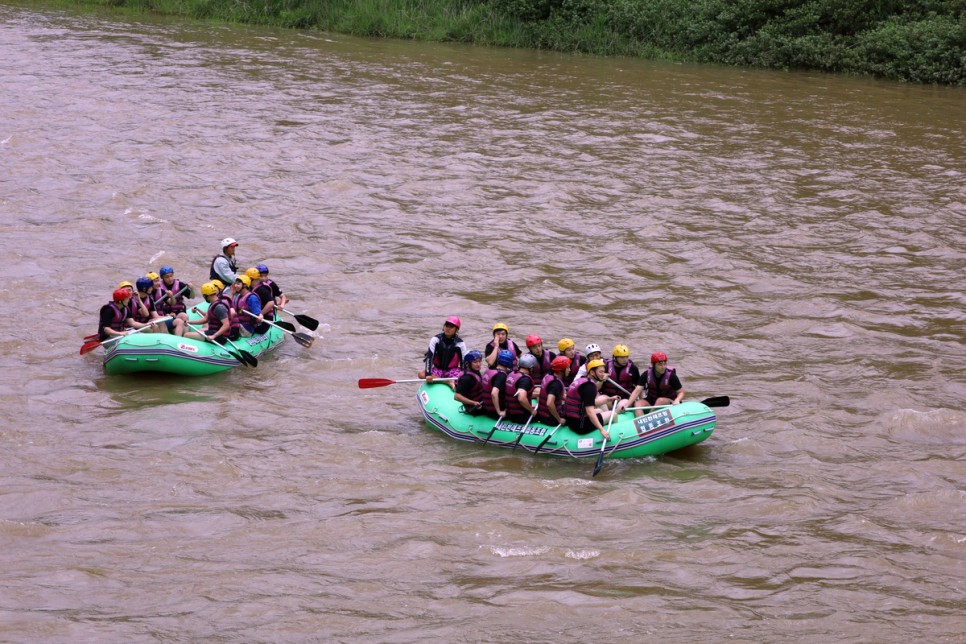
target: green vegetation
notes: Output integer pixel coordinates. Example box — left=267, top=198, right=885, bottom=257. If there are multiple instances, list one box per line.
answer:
left=72, top=0, right=966, bottom=84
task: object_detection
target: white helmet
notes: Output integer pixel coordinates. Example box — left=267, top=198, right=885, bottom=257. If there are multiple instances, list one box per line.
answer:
left=220, top=237, right=238, bottom=248
left=585, top=343, right=601, bottom=355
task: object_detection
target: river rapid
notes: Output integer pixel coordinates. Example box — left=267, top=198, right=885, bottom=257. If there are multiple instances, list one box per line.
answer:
left=1, top=4, right=964, bottom=641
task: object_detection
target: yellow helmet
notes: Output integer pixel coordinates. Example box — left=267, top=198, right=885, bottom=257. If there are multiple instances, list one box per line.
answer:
left=201, top=282, right=219, bottom=296
left=245, top=267, right=260, bottom=281
left=492, top=322, right=509, bottom=334
left=613, top=344, right=630, bottom=357
left=235, top=274, right=252, bottom=288
left=117, top=280, right=134, bottom=290
left=146, top=271, right=160, bottom=281
left=587, top=358, right=606, bottom=371
left=210, top=279, right=225, bottom=291
left=558, top=338, right=575, bottom=352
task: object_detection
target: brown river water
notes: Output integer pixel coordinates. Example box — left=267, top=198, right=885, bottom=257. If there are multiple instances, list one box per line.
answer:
left=1, top=4, right=964, bottom=641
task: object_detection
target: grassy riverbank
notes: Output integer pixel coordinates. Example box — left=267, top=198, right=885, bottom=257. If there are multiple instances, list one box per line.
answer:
left=69, top=0, right=965, bottom=85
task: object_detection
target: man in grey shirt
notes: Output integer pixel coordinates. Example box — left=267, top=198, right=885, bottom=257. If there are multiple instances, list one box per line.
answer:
left=209, top=237, right=239, bottom=284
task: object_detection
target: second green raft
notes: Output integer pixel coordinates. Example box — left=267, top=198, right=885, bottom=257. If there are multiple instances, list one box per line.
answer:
left=417, top=383, right=716, bottom=459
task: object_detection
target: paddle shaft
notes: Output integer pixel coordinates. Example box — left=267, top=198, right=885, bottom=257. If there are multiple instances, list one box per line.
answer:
left=511, top=412, right=537, bottom=451
left=533, top=422, right=564, bottom=455
left=358, top=377, right=457, bottom=389
left=593, top=400, right=619, bottom=477
left=606, top=377, right=632, bottom=397
left=81, top=316, right=173, bottom=354
left=184, top=323, right=256, bottom=367
left=626, top=395, right=729, bottom=412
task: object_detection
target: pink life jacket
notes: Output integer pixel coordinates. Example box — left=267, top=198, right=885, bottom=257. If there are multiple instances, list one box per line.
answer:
left=601, top=358, right=636, bottom=398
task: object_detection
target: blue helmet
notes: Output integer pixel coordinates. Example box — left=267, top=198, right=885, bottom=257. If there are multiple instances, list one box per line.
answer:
left=464, top=350, right=483, bottom=363
left=159, top=266, right=174, bottom=276
left=256, top=263, right=269, bottom=274
left=497, top=349, right=515, bottom=367
left=135, top=277, right=153, bottom=292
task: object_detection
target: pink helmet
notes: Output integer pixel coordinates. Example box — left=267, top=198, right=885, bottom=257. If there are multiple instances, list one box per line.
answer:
left=445, top=316, right=461, bottom=329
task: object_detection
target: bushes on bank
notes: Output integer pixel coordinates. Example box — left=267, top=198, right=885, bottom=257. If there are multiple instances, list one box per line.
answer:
left=78, top=0, right=966, bottom=84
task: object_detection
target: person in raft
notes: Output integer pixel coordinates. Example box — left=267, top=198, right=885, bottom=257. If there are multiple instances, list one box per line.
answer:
left=536, top=355, right=572, bottom=426
left=256, top=264, right=288, bottom=311
left=184, top=282, right=239, bottom=345
left=420, top=316, right=467, bottom=390
left=480, top=349, right=516, bottom=420
left=453, top=350, right=486, bottom=415
left=249, top=267, right=278, bottom=320
left=523, top=334, right=554, bottom=385
left=503, top=353, right=538, bottom=424
left=232, top=274, right=266, bottom=337
left=155, top=265, right=193, bottom=320
left=571, top=342, right=603, bottom=381
left=556, top=338, right=584, bottom=386
left=132, top=277, right=185, bottom=336
left=600, top=343, right=640, bottom=412
left=563, top=358, right=620, bottom=439
left=484, top=322, right=521, bottom=369
left=627, top=351, right=685, bottom=415
left=210, top=237, right=239, bottom=285
left=98, top=288, right=135, bottom=341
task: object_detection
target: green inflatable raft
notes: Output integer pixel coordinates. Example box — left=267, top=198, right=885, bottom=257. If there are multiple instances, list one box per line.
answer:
left=417, top=383, right=718, bottom=459
left=103, top=302, right=285, bottom=376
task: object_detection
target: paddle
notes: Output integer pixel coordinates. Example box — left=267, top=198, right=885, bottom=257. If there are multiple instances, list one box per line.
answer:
left=533, top=422, right=564, bottom=455
left=79, top=316, right=173, bottom=355
left=279, top=307, right=319, bottom=332
left=510, top=411, right=537, bottom=452
left=243, top=310, right=314, bottom=348
left=592, top=400, right=619, bottom=477
left=626, top=395, right=730, bottom=412
left=185, top=323, right=257, bottom=368
left=482, top=416, right=504, bottom=446
left=358, top=377, right=456, bottom=389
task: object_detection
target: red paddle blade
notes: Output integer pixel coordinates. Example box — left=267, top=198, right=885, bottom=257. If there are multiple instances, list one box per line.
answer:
left=358, top=378, right=395, bottom=389
left=79, top=340, right=102, bottom=355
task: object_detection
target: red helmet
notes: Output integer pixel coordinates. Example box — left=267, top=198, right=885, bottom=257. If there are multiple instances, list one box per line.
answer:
left=113, top=288, right=129, bottom=302
left=445, top=316, right=461, bottom=329
left=651, top=351, right=668, bottom=364
left=525, top=334, right=542, bottom=347
left=551, top=356, right=571, bottom=372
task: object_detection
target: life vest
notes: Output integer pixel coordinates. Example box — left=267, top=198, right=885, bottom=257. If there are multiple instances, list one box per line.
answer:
left=646, top=366, right=677, bottom=401
left=503, top=371, right=533, bottom=419
left=461, top=370, right=483, bottom=405
left=209, top=253, right=237, bottom=281
left=491, top=339, right=521, bottom=369
left=261, top=277, right=279, bottom=296
left=537, top=372, right=564, bottom=422
left=253, top=283, right=274, bottom=309
left=601, top=358, right=636, bottom=398
left=132, top=293, right=153, bottom=324
left=564, top=351, right=584, bottom=386
left=106, top=302, right=127, bottom=333
left=528, top=350, right=553, bottom=382
left=431, top=332, right=464, bottom=370
left=207, top=295, right=240, bottom=336
left=563, top=376, right=593, bottom=421
left=158, top=279, right=187, bottom=315
left=234, top=292, right=259, bottom=330
left=479, top=369, right=504, bottom=416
